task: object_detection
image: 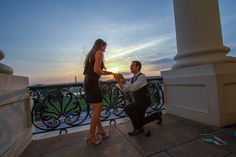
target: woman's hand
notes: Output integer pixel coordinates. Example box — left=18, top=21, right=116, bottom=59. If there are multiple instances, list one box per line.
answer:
left=103, top=71, right=113, bottom=75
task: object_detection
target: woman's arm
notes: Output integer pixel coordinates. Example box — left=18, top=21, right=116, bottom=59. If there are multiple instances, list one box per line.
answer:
left=94, top=51, right=113, bottom=75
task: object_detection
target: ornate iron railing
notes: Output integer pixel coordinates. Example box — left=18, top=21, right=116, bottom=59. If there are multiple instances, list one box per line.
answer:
left=29, top=76, right=164, bottom=134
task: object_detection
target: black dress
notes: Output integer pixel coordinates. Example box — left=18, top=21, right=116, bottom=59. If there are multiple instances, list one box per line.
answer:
left=83, top=57, right=103, bottom=103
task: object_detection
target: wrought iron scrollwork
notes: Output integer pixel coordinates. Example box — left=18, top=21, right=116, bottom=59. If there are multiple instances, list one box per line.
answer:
left=30, top=85, right=89, bottom=134
left=40, top=89, right=81, bottom=128
left=100, top=82, right=127, bottom=121
left=148, top=79, right=164, bottom=111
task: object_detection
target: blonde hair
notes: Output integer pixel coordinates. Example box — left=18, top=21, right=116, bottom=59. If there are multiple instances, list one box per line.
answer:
left=84, top=39, right=107, bottom=70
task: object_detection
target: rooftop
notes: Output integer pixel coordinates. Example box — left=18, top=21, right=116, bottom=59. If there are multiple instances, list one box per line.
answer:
left=20, top=114, right=236, bottom=157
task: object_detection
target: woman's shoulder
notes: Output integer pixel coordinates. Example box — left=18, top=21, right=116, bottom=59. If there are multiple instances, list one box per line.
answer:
left=96, top=50, right=104, bottom=54
left=95, top=50, right=104, bottom=57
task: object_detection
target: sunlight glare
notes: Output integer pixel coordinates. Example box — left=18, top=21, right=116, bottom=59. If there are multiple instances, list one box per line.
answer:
left=107, top=66, right=120, bottom=73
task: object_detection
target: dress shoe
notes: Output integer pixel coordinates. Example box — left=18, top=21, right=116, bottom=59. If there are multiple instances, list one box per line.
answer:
left=128, top=128, right=144, bottom=136
left=156, top=111, right=163, bottom=125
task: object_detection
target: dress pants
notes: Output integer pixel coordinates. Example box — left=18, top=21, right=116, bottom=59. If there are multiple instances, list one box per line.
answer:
left=124, top=99, right=150, bottom=129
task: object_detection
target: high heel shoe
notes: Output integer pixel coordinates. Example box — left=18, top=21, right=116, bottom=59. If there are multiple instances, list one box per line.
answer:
left=84, top=137, right=101, bottom=145
left=96, top=131, right=110, bottom=139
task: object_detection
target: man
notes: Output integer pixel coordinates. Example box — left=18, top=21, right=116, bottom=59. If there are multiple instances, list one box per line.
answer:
left=115, top=61, right=162, bottom=136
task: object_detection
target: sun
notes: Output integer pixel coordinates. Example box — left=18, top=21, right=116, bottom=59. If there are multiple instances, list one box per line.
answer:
left=107, top=66, right=120, bottom=73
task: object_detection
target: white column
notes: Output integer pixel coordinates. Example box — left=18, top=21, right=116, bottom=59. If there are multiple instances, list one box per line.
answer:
left=173, top=0, right=236, bottom=69
left=161, top=0, right=236, bottom=127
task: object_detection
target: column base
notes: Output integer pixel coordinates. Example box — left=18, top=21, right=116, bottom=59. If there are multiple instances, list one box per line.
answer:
left=161, top=63, right=236, bottom=127
left=0, top=74, right=31, bottom=157
left=0, top=74, right=28, bottom=96
left=173, top=47, right=236, bottom=69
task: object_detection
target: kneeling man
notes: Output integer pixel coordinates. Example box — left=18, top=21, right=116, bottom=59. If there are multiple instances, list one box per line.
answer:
left=115, top=61, right=162, bottom=136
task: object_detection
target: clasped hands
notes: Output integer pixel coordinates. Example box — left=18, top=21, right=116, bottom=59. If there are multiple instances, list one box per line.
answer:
left=112, top=73, right=126, bottom=84
left=103, top=71, right=126, bottom=84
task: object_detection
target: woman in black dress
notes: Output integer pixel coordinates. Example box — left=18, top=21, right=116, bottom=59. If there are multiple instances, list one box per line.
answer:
left=83, top=39, right=113, bottom=145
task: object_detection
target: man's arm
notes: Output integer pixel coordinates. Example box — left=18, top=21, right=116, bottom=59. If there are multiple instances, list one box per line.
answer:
left=116, top=74, right=147, bottom=92
left=115, top=75, right=131, bottom=93
left=129, top=74, right=147, bottom=92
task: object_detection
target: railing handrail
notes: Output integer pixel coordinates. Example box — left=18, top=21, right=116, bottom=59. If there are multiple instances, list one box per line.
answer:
left=29, top=76, right=163, bottom=90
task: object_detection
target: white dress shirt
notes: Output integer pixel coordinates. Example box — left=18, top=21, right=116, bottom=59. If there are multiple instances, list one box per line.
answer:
left=121, top=72, right=147, bottom=93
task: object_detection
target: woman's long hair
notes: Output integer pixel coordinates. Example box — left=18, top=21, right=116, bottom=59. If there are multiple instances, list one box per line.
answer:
left=84, top=39, right=106, bottom=70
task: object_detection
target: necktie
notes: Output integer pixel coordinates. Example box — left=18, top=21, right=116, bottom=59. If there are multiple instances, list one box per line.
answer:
left=131, top=75, right=136, bottom=83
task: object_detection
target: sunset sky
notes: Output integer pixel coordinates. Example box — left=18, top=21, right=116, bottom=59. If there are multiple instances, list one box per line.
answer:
left=1, top=0, right=236, bottom=85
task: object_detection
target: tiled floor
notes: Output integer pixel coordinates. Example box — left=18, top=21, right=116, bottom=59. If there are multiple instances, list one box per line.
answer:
left=20, top=114, right=236, bottom=157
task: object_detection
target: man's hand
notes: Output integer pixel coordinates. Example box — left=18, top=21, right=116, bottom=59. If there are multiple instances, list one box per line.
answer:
left=113, top=73, right=126, bottom=84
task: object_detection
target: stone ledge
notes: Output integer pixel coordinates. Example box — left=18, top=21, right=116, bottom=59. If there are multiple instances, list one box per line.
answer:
left=0, top=74, right=28, bottom=96
left=0, top=88, right=29, bottom=106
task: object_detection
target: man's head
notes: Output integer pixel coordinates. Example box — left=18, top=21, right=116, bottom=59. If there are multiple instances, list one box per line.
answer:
left=130, top=61, right=142, bottom=74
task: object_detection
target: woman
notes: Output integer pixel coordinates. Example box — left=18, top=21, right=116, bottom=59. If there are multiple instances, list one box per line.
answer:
left=83, top=39, right=113, bottom=145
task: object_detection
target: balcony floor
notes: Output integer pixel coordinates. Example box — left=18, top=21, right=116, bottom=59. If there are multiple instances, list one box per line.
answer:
left=20, top=114, right=236, bottom=157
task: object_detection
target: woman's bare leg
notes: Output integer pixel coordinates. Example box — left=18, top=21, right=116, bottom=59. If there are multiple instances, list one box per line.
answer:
left=95, top=103, right=106, bottom=133
left=88, top=104, right=96, bottom=140
left=88, top=103, right=104, bottom=141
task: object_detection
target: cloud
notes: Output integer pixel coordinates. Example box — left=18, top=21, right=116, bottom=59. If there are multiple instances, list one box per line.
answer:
left=147, top=57, right=175, bottom=65
left=144, top=57, right=175, bottom=72
left=105, top=33, right=174, bottom=60
left=87, top=22, right=153, bottom=37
